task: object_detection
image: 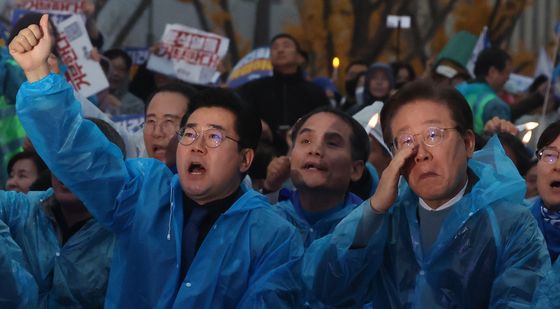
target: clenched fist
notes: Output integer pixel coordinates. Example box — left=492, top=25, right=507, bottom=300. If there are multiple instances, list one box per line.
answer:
left=9, top=14, right=53, bottom=82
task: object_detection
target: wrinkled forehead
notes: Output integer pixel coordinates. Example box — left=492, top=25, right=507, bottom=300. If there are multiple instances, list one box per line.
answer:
left=389, top=100, right=454, bottom=134
left=297, top=112, right=353, bottom=138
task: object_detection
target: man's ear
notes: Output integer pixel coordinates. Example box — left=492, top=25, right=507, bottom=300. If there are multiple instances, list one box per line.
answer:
left=464, top=130, right=476, bottom=158
left=350, top=160, right=365, bottom=182
left=239, top=148, right=255, bottom=174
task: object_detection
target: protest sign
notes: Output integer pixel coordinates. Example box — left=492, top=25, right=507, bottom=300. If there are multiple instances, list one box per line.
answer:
left=20, top=0, right=88, bottom=16
left=55, top=14, right=109, bottom=98
left=227, top=47, right=272, bottom=88
left=504, top=73, right=533, bottom=94
left=11, top=8, right=71, bottom=26
left=125, top=47, right=150, bottom=78
left=147, top=24, right=229, bottom=85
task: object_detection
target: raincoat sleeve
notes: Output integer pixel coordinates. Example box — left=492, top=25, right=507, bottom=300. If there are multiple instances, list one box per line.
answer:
left=532, top=258, right=560, bottom=309
left=0, top=219, right=38, bottom=308
left=238, top=211, right=305, bottom=308
left=302, top=200, right=389, bottom=307
left=489, top=206, right=550, bottom=308
left=16, top=73, right=133, bottom=233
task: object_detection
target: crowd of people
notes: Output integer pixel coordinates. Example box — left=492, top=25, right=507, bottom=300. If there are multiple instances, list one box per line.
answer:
left=0, top=8, right=560, bottom=309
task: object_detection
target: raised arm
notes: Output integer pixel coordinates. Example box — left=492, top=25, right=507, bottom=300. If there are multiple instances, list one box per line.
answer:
left=10, top=15, right=135, bottom=233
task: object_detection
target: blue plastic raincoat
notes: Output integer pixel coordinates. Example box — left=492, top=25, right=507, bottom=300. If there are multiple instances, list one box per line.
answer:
left=533, top=258, right=560, bottom=308
left=274, top=191, right=362, bottom=248
left=16, top=73, right=304, bottom=308
left=0, top=219, right=38, bottom=308
left=303, top=137, right=550, bottom=308
left=0, top=189, right=115, bottom=308
left=530, top=198, right=560, bottom=262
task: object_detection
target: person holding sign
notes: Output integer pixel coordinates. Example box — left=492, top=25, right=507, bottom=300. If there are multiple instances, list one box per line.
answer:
left=302, top=80, right=549, bottom=307
left=10, top=15, right=303, bottom=308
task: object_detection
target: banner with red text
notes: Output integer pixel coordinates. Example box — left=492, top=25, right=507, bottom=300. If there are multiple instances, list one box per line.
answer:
left=20, top=0, right=88, bottom=17
left=55, top=14, right=108, bottom=98
left=147, top=24, right=229, bottom=85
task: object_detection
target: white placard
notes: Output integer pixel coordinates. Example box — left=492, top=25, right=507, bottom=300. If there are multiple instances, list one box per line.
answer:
left=147, top=24, right=230, bottom=85
left=55, top=14, right=109, bottom=98
left=386, top=15, right=411, bottom=29
left=21, top=0, right=88, bottom=15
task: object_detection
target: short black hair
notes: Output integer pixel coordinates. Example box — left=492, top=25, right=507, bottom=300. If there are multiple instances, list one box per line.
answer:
left=346, top=60, right=369, bottom=73
left=86, top=118, right=127, bottom=157
left=537, top=121, right=560, bottom=151
left=291, top=106, right=370, bottom=162
left=187, top=88, right=262, bottom=150
left=474, top=47, right=511, bottom=79
left=380, top=80, right=473, bottom=148
left=497, top=132, right=531, bottom=176
left=391, top=62, right=416, bottom=80
left=103, top=48, right=133, bottom=70
left=270, top=33, right=302, bottom=53
left=145, top=82, right=197, bottom=114
left=7, top=151, right=48, bottom=175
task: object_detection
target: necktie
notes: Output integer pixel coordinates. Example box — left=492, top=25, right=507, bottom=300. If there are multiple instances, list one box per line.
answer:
left=181, top=207, right=208, bottom=279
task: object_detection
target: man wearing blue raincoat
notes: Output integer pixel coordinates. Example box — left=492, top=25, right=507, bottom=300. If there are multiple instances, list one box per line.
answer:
left=0, top=219, right=38, bottom=308
left=270, top=107, right=370, bottom=307
left=272, top=107, right=370, bottom=247
left=303, top=80, right=550, bottom=308
left=0, top=116, right=125, bottom=308
left=10, top=15, right=303, bottom=308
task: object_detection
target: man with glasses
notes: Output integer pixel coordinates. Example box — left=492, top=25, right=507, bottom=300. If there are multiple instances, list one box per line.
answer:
left=303, top=80, right=549, bottom=307
left=143, top=83, right=195, bottom=167
left=10, top=15, right=303, bottom=308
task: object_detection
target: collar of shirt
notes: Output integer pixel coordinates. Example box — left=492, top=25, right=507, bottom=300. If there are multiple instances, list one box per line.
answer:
left=419, top=181, right=468, bottom=212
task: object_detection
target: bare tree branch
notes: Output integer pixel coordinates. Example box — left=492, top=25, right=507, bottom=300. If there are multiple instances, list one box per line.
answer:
left=193, top=0, right=210, bottom=32
left=219, top=0, right=240, bottom=64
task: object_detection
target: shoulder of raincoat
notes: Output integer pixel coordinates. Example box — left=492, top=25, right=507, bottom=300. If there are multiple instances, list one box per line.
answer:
left=17, top=73, right=304, bottom=308
left=302, top=136, right=550, bottom=308
left=274, top=191, right=362, bottom=248
left=0, top=218, right=38, bottom=308
left=0, top=189, right=115, bottom=308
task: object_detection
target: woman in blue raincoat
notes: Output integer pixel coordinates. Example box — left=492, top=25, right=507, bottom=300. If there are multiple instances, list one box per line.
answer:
left=303, top=80, right=550, bottom=308
left=529, top=121, right=560, bottom=262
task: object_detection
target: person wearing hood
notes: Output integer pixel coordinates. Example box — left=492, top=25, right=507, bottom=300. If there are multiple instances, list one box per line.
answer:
left=265, top=107, right=369, bottom=307
left=10, top=15, right=303, bottom=308
left=303, top=80, right=549, bottom=307
left=347, top=63, right=395, bottom=115
left=529, top=121, right=560, bottom=263
left=237, top=33, right=329, bottom=154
